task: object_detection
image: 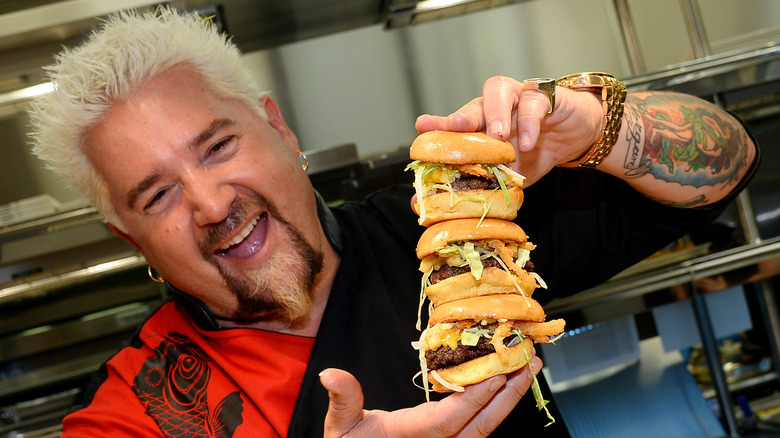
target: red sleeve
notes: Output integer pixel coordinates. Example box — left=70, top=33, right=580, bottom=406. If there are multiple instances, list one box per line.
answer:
left=61, top=300, right=315, bottom=437
left=62, top=364, right=161, bottom=437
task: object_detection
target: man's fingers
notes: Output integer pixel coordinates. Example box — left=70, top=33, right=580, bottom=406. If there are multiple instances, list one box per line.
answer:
left=320, top=368, right=366, bottom=437
left=458, top=355, right=544, bottom=438
left=412, top=374, right=507, bottom=437
left=317, top=365, right=539, bottom=438
left=481, top=76, right=523, bottom=140
left=415, top=97, right=486, bottom=134
left=514, top=86, right=554, bottom=152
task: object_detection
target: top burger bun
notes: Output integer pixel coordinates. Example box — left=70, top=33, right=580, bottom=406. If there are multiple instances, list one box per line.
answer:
left=411, top=131, right=516, bottom=164
left=416, top=218, right=528, bottom=260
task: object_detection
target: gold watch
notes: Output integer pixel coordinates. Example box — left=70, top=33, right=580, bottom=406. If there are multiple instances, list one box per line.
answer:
left=555, top=72, right=627, bottom=168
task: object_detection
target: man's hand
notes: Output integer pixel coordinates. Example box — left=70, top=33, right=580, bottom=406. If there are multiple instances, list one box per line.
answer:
left=319, top=355, right=543, bottom=437
left=415, top=75, right=603, bottom=186
left=416, top=75, right=758, bottom=207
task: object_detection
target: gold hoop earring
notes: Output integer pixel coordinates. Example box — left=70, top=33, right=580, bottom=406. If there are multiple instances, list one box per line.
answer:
left=148, top=265, right=166, bottom=284
left=298, top=151, right=309, bottom=172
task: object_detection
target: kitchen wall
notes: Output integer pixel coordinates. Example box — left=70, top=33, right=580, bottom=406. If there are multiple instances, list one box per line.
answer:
left=243, top=0, right=780, bottom=157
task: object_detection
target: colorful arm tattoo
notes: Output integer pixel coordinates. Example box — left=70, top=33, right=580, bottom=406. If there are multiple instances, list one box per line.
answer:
left=621, top=93, right=752, bottom=206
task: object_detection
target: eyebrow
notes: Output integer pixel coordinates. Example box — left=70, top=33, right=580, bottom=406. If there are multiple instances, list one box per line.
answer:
left=127, top=172, right=162, bottom=210
left=189, top=118, right=235, bottom=151
left=125, top=118, right=236, bottom=209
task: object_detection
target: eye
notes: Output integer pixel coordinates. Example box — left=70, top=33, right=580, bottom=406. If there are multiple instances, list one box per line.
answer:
left=207, top=136, right=235, bottom=158
left=144, top=188, right=168, bottom=211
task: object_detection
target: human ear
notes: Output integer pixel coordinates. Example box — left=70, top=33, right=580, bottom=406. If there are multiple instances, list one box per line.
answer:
left=260, top=95, right=300, bottom=153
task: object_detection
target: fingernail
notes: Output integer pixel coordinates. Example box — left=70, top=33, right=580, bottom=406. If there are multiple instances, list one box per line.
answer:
left=519, top=132, right=531, bottom=149
left=489, top=120, right=504, bottom=138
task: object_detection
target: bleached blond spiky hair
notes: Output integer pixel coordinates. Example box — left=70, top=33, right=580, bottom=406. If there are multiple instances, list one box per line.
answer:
left=28, top=6, right=266, bottom=229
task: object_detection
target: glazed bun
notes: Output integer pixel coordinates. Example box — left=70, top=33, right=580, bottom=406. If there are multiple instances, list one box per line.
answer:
left=428, top=294, right=545, bottom=326
left=410, top=131, right=515, bottom=164
left=413, top=187, right=524, bottom=227
left=424, top=267, right=537, bottom=306
left=428, top=338, right=533, bottom=392
left=416, top=218, right=528, bottom=259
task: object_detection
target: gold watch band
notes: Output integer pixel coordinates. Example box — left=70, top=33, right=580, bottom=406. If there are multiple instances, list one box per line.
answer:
left=555, top=72, right=627, bottom=168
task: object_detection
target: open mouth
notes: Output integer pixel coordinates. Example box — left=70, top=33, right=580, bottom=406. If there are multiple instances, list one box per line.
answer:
left=214, top=212, right=268, bottom=258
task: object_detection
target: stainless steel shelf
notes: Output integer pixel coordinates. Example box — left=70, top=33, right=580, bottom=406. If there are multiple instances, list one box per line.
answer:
left=0, top=253, right=147, bottom=306
left=0, top=207, right=100, bottom=244
left=624, top=43, right=780, bottom=98
left=546, top=236, right=780, bottom=316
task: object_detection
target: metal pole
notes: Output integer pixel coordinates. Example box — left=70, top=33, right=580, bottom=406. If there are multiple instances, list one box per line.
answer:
left=613, top=0, right=647, bottom=75
left=735, top=190, right=780, bottom=386
left=679, top=0, right=711, bottom=58
left=735, top=190, right=762, bottom=245
left=691, top=284, right=740, bottom=436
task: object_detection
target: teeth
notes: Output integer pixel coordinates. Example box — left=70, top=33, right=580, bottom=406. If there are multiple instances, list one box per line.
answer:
left=219, top=217, right=258, bottom=250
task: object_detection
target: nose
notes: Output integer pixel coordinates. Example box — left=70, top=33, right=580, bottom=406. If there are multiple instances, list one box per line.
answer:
left=184, top=170, right=236, bottom=227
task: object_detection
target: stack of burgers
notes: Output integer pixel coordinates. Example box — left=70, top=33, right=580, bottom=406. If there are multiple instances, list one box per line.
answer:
left=407, top=131, right=565, bottom=420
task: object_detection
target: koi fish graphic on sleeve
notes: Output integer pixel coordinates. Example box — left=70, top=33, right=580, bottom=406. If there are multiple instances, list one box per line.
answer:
left=132, top=333, right=244, bottom=438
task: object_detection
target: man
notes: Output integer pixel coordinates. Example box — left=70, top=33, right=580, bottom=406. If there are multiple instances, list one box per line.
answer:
left=28, top=7, right=758, bottom=438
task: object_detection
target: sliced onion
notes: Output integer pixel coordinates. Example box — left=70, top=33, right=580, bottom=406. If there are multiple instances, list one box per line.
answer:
left=429, top=370, right=465, bottom=393
left=416, top=267, right=433, bottom=330
left=530, top=272, right=548, bottom=289
left=412, top=329, right=432, bottom=400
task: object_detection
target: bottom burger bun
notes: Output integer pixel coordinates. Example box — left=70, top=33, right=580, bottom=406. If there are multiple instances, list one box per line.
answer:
left=424, top=267, right=537, bottom=306
left=428, top=294, right=545, bottom=326
left=428, top=337, right=534, bottom=392
left=413, top=186, right=524, bottom=227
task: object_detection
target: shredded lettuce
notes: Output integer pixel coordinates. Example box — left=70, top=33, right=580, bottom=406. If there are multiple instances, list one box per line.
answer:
left=459, top=330, right=481, bottom=347
left=516, top=248, right=531, bottom=272
left=406, top=161, right=460, bottom=225
left=461, top=242, right=483, bottom=280
left=436, top=242, right=484, bottom=280
left=460, top=326, right=492, bottom=346
left=406, top=161, right=458, bottom=197
left=488, top=165, right=511, bottom=205
left=519, top=334, right=556, bottom=427
left=406, top=161, right=528, bottom=225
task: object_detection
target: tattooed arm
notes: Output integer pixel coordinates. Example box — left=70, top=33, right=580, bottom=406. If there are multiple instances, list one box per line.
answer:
left=598, top=92, right=757, bottom=207
left=416, top=78, right=757, bottom=208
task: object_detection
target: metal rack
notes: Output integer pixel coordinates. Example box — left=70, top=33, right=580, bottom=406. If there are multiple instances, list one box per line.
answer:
left=554, top=2, right=780, bottom=435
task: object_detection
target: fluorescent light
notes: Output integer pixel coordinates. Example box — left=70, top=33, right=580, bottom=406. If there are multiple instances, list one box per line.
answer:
left=385, top=0, right=523, bottom=28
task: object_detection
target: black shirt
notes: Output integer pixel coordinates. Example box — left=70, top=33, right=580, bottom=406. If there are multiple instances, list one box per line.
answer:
left=288, top=164, right=752, bottom=437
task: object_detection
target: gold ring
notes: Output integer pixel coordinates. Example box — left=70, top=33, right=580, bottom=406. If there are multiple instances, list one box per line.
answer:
left=522, top=78, right=556, bottom=114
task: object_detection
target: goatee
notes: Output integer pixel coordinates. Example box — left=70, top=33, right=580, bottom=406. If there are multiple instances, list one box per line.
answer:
left=200, top=192, right=324, bottom=323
